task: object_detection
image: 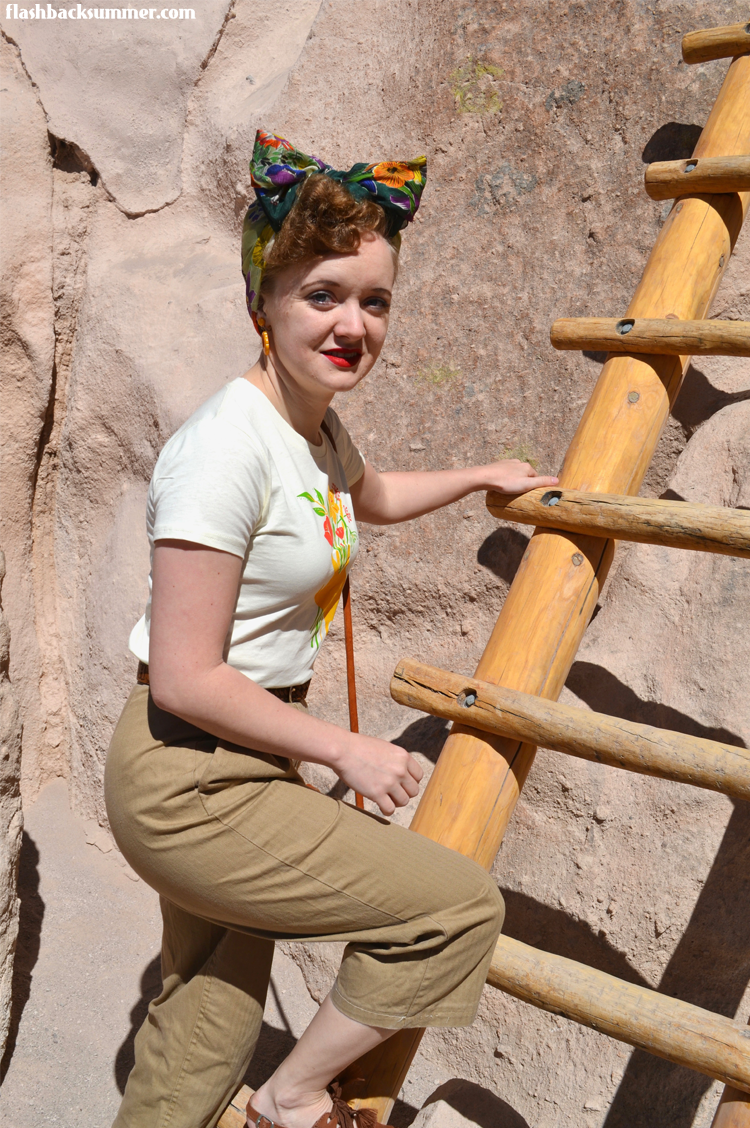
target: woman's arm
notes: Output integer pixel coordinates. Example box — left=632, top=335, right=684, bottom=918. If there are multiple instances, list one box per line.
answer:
left=350, top=459, right=558, bottom=525
left=147, top=540, right=422, bottom=816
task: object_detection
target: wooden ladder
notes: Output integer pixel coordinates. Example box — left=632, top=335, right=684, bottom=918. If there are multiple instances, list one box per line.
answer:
left=220, top=19, right=750, bottom=1128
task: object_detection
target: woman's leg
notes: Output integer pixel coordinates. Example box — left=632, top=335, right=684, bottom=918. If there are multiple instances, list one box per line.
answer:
left=251, top=997, right=392, bottom=1128
left=106, top=688, right=504, bottom=1128
left=250, top=995, right=392, bottom=1128
left=114, top=897, right=274, bottom=1128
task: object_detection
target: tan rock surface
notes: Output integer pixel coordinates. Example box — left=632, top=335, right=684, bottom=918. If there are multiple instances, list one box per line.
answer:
left=0, top=0, right=234, bottom=214
left=1, top=0, right=749, bottom=1123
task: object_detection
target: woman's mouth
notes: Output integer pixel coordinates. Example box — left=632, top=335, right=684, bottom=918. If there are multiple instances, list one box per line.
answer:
left=321, top=348, right=362, bottom=369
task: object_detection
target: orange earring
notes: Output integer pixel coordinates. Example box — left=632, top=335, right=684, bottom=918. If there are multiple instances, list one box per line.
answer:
left=256, top=315, right=271, bottom=357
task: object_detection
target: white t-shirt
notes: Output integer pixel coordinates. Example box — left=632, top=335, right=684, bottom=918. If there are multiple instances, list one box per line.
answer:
left=129, top=378, right=365, bottom=688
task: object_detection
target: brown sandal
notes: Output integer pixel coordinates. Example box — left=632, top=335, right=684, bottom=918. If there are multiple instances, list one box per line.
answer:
left=247, top=1082, right=385, bottom=1128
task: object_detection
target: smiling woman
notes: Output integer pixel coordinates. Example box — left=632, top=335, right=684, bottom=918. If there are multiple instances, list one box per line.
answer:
left=103, top=128, right=557, bottom=1128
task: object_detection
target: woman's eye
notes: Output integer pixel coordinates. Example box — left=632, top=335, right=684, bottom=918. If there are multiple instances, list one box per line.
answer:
left=365, top=298, right=389, bottom=312
left=309, top=291, right=335, bottom=305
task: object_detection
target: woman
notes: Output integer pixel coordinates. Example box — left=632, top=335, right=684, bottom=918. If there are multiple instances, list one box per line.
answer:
left=105, top=131, right=558, bottom=1128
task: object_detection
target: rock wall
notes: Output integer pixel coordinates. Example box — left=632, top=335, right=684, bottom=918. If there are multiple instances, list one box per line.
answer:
left=1, top=0, right=749, bottom=1124
left=0, top=551, right=23, bottom=1060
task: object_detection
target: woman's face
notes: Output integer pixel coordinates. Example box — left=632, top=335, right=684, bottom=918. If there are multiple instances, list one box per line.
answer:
left=259, top=232, right=396, bottom=399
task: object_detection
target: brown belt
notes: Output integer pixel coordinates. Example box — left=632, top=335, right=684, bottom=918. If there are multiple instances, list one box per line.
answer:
left=136, top=662, right=310, bottom=704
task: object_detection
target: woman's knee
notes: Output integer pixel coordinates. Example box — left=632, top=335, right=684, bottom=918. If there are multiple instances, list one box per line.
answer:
left=478, top=868, right=505, bottom=934
left=451, top=856, right=505, bottom=938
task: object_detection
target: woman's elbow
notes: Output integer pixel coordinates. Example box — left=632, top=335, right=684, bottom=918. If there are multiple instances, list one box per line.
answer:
left=148, top=668, right=185, bottom=715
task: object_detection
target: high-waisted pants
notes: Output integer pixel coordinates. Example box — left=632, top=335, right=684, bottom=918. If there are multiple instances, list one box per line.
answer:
left=104, top=685, right=505, bottom=1128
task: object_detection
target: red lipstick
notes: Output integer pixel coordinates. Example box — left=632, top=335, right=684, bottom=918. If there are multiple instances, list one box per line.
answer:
left=322, top=348, right=362, bottom=369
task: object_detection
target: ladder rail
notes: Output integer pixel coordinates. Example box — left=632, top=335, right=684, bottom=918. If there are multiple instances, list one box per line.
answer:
left=390, top=659, right=750, bottom=802
left=486, top=486, right=750, bottom=557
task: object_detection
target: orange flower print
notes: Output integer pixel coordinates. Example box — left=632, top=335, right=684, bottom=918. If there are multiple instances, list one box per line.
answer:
left=371, top=160, right=414, bottom=189
left=298, top=483, right=358, bottom=648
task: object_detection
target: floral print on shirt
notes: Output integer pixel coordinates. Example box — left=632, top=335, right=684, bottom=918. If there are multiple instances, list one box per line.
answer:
left=298, top=483, right=358, bottom=649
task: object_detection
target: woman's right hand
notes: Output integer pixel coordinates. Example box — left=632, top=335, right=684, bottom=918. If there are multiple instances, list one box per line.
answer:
left=334, top=733, right=424, bottom=816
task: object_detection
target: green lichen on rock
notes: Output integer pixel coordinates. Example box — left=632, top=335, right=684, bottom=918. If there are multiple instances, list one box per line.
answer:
left=499, top=442, right=539, bottom=469
left=450, top=57, right=504, bottom=114
left=417, top=361, right=462, bottom=386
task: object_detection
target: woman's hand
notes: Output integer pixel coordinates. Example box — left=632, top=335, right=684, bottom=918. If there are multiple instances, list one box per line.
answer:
left=352, top=459, right=558, bottom=525
left=148, top=541, right=425, bottom=803
left=333, top=734, right=423, bottom=816
left=478, top=458, right=559, bottom=495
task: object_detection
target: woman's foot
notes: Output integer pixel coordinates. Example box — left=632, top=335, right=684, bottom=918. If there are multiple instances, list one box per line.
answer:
left=247, top=1081, right=382, bottom=1128
left=247, top=1081, right=333, bottom=1128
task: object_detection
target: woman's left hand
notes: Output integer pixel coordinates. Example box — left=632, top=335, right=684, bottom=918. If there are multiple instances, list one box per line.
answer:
left=352, top=459, right=558, bottom=525
left=478, top=459, right=558, bottom=495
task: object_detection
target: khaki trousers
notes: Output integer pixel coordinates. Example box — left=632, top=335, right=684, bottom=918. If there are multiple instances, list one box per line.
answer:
left=104, top=686, right=504, bottom=1128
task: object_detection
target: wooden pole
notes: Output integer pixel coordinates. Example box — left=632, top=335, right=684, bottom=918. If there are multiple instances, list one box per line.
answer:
left=341, top=53, right=750, bottom=1124
left=485, top=486, right=750, bottom=557
left=682, top=22, right=750, bottom=65
left=645, top=156, right=750, bottom=200
left=712, top=1022, right=750, bottom=1127
left=712, top=1088, right=750, bottom=1127
left=486, top=936, right=750, bottom=1094
left=390, top=659, right=750, bottom=801
left=550, top=317, right=750, bottom=356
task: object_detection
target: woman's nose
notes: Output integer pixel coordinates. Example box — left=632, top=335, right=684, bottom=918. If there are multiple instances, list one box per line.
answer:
left=334, top=299, right=365, bottom=340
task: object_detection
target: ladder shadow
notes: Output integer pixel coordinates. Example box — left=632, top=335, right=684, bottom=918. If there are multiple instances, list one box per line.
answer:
left=641, top=122, right=703, bottom=164
left=499, top=890, right=650, bottom=988
left=420, top=1078, right=531, bottom=1127
left=671, top=363, right=750, bottom=440
left=565, top=662, right=750, bottom=1126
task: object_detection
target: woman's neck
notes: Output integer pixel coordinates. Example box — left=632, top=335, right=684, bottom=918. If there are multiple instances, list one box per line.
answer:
left=243, top=359, right=332, bottom=445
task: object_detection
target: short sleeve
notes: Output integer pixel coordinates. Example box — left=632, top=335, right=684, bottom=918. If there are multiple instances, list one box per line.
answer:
left=324, top=408, right=366, bottom=487
left=151, top=417, right=270, bottom=558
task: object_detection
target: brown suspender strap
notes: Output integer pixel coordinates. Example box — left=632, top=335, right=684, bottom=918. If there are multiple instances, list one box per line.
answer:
left=320, top=418, right=364, bottom=811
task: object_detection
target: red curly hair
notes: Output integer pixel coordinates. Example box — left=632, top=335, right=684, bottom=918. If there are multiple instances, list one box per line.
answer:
left=261, top=173, right=392, bottom=292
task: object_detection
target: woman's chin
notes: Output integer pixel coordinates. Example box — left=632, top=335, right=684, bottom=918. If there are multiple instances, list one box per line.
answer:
left=313, top=356, right=371, bottom=391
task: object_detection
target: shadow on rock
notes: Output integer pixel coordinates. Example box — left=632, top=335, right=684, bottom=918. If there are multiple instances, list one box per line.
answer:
left=641, top=122, right=703, bottom=163
left=243, top=1020, right=297, bottom=1091
left=603, top=799, right=750, bottom=1128
left=0, top=831, right=45, bottom=1082
left=671, top=364, right=750, bottom=438
left=419, top=1078, right=530, bottom=1127
left=477, top=528, right=530, bottom=585
left=391, top=714, right=450, bottom=764
left=500, top=889, right=649, bottom=986
left=566, top=661, right=746, bottom=747
left=563, top=662, right=749, bottom=1125
left=114, top=954, right=163, bottom=1092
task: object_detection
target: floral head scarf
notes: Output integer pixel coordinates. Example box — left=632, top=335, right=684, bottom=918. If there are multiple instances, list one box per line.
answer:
left=241, top=129, right=427, bottom=313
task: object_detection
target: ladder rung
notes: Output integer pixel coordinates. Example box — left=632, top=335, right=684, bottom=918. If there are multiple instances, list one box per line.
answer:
left=550, top=317, right=750, bottom=357
left=218, top=1086, right=253, bottom=1128
left=682, top=21, right=750, bottom=64
left=390, top=659, right=750, bottom=802
left=487, top=935, right=750, bottom=1093
left=645, top=156, right=750, bottom=200
left=486, top=486, right=750, bottom=558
